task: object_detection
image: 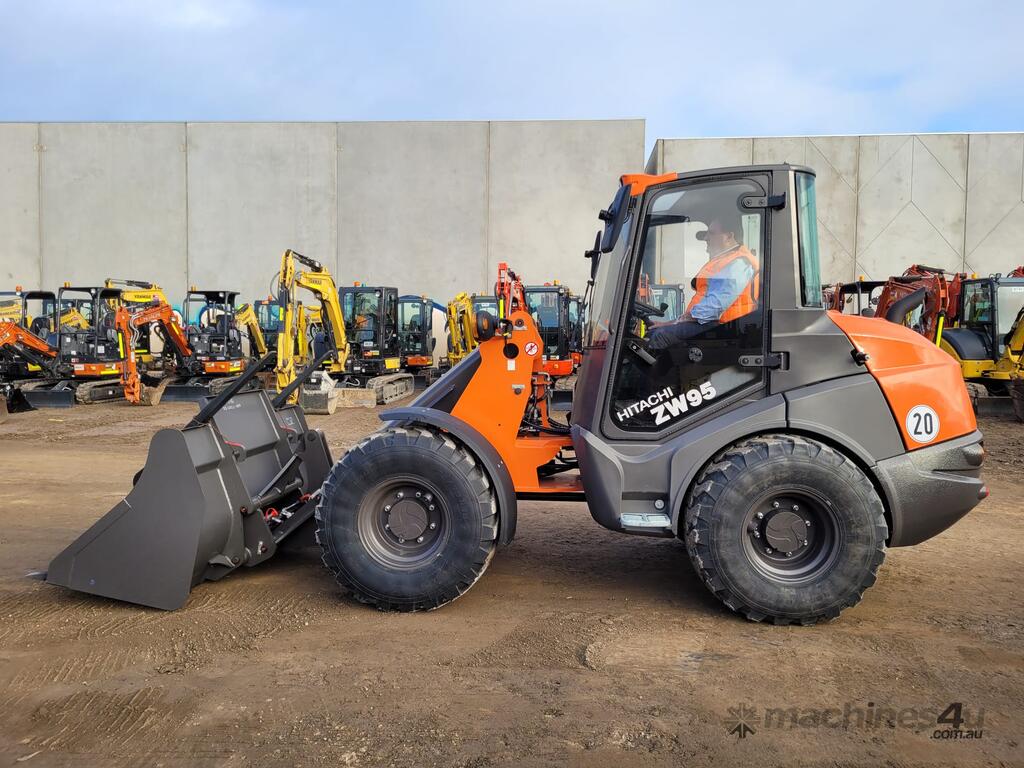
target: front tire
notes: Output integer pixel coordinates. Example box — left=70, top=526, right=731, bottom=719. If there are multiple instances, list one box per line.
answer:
left=315, top=426, right=498, bottom=611
left=683, top=435, right=887, bottom=625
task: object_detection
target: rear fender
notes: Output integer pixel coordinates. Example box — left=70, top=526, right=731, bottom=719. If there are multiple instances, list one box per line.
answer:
left=380, top=406, right=517, bottom=546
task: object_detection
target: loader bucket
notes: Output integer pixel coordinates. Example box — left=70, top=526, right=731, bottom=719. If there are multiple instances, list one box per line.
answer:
left=45, top=387, right=332, bottom=610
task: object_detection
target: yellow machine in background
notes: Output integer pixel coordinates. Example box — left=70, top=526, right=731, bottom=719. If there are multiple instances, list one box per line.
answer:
left=445, top=292, right=476, bottom=365
left=932, top=272, right=1024, bottom=419
left=235, top=302, right=269, bottom=359
left=274, top=249, right=349, bottom=414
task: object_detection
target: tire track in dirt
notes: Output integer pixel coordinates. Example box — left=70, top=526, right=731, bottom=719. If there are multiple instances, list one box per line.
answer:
left=24, top=686, right=195, bottom=755
left=8, top=648, right=155, bottom=691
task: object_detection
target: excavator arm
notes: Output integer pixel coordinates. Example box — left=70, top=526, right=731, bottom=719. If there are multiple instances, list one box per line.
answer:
left=445, top=292, right=475, bottom=364
left=495, top=261, right=527, bottom=319
left=115, top=302, right=192, bottom=403
left=0, top=320, right=58, bottom=370
left=235, top=303, right=268, bottom=358
left=274, top=249, right=349, bottom=402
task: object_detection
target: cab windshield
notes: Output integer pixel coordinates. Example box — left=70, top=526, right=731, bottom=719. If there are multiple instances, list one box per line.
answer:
left=997, top=283, right=1024, bottom=338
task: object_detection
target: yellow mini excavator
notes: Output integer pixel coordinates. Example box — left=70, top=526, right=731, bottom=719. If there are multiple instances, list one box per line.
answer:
left=273, top=249, right=350, bottom=414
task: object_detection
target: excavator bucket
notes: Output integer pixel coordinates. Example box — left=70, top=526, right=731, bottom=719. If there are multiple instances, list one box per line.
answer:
left=44, top=357, right=333, bottom=610
left=1, top=385, right=36, bottom=419
left=297, top=371, right=340, bottom=415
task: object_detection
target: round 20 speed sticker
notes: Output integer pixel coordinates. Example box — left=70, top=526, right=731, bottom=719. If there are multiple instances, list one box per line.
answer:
left=906, top=404, right=940, bottom=443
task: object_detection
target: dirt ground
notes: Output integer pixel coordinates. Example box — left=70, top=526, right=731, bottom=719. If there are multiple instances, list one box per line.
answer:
left=0, top=401, right=1021, bottom=767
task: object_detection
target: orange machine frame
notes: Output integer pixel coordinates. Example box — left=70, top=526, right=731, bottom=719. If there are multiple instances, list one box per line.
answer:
left=447, top=265, right=579, bottom=494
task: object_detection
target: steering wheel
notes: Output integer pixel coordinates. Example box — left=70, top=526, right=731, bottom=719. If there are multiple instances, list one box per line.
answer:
left=632, top=299, right=667, bottom=322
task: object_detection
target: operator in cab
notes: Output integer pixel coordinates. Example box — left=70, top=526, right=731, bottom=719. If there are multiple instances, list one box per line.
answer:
left=647, top=216, right=759, bottom=349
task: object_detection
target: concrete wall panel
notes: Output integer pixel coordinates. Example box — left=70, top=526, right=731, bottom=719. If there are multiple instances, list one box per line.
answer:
left=965, top=133, right=1024, bottom=276
left=38, top=123, right=187, bottom=299
left=336, top=121, right=488, bottom=299
left=0, top=124, right=40, bottom=287
left=186, top=123, right=337, bottom=304
left=487, top=120, right=644, bottom=293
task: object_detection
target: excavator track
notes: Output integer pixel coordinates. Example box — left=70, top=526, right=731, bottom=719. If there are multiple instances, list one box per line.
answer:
left=75, top=379, right=125, bottom=404
left=364, top=372, right=415, bottom=404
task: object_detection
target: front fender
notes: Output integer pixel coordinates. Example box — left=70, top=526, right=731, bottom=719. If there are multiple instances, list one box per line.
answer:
left=380, top=406, right=517, bottom=546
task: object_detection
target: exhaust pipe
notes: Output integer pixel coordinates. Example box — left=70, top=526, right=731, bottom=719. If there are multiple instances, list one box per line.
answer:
left=884, top=288, right=927, bottom=324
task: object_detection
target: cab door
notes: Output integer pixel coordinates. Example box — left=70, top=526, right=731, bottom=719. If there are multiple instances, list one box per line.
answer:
left=601, top=173, right=770, bottom=439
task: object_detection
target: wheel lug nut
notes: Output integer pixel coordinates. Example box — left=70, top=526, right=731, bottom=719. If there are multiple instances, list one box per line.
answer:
left=384, top=523, right=390, bottom=530
left=384, top=504, right=391, bottom=512
left=429, top=522, right=437, bottom=530
left=772, top=501, right=780, bottom=509
left=802, top=540, right=808, bottom=546
left=752, top=531, right=760, bottom=538
left=805, top=520, right=811, bottom=527
left=765, top=547, right=773, bottom=554
left=417, top=536, right=424, bottom=543
left=416, top=491, right=422, bottom=498
left=785, top=551, right=792, bottom=557
left=429, top=504, right=435, bottom=511
left=396, top=492, right=404, bottom=499
left=792, top=504, right=799, bottom=511
left=756, top=511, right=764, bottom=519
left=398, top=537, right=405, bottom=543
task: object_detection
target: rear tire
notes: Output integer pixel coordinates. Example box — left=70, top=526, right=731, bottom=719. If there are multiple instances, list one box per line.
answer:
left=683, top=434, right=887, bottom=625
left=315, top=426, right=498, bottom=611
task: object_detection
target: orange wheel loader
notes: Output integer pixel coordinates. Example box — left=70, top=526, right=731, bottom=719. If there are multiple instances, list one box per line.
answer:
left=43, top=165, right=986, bottom=624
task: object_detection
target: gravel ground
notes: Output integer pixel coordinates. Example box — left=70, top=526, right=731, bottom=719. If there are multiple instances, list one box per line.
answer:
left=0, top=401, right=1020, bottom=767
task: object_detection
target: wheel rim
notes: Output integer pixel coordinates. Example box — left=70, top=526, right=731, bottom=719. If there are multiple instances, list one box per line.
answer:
left=356, top=475, right=449, bottom=570
left=740, top=489, right=842, bottom=584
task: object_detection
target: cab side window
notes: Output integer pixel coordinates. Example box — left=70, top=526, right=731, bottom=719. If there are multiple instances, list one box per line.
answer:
left=609, top=178, right=767, bottom=433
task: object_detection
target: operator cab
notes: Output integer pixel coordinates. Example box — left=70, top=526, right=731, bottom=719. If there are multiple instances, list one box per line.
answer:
left=398, top=295, right=436, bottom=369
left=183, top=289, right=243, bottom=364
left=576, top=169, right=820, bottom=436
left=55, top=286, right=125, bottom=369
left=950, top=276, right=1024, bottom=360
left=340, top=284, right=401, bottom=375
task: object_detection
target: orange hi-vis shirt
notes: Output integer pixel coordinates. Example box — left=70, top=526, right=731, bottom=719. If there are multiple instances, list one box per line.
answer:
left=685, top=245, right=759, bottom=323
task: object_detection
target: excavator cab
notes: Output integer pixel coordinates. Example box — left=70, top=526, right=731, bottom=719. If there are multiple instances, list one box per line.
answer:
left=524, top=283, right=577, bottom=378
left=184, top=290, right=244, bottom=364
left=397, top=295, right=437, bottom=372
left=941, top=275, right=1024, bottom=395
left=254, top=297, right=282, bottom=353
left=1, top=290, right=59, bottom=409
left=340, top=285, right=402, bottom=377
left=157, top=289, right=252, bottom=402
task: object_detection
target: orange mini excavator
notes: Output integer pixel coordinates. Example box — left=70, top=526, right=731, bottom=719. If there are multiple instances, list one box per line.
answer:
left=114, top=300, right=194, bottom=405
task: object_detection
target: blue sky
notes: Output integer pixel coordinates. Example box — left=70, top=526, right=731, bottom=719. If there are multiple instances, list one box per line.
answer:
left=1, top=0, right=1022, bottom=150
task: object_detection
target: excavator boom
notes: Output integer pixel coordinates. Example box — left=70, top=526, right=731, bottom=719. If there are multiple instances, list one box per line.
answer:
left=115, top=301, right=193, bottom=404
